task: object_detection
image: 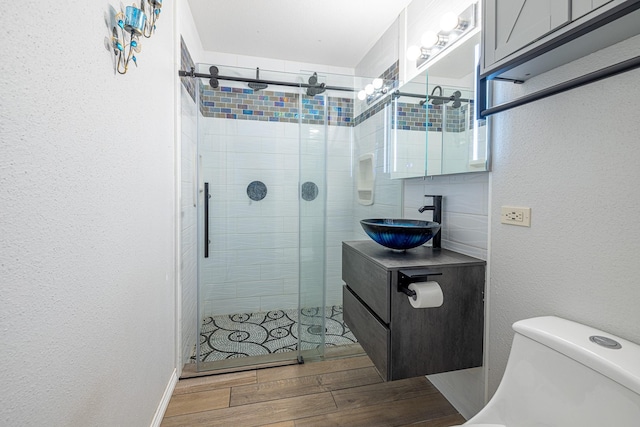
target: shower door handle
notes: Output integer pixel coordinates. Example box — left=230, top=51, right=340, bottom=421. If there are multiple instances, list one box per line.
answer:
left=204, top=182, right=210, bottom=258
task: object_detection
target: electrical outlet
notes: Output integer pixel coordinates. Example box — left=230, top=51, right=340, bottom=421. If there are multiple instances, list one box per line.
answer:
left=501, top=206, right=531, bottom=227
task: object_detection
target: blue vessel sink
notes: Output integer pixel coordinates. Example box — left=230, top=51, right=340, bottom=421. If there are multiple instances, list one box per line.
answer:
left=360, top=219, right=441, bottom=250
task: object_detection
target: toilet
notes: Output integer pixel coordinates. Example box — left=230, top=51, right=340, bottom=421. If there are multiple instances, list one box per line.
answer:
left=459, top=316, right=640, bottom=426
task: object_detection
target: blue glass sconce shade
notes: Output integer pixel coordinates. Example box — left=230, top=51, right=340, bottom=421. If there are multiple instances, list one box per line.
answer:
left=125, top=6, right=146, bottom=35
left=111, top=1, right=162, bottom=74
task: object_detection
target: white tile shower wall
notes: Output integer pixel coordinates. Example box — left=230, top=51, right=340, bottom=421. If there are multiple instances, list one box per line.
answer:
left=200, top=118, right=300, bottom=316
left=353, top=107, right=403, bottom=241
left=180, top=86, right=198, bottom=367
left=442, top=126, right=476, bottom=175
left=427, top=130, right=444, bottom=175
left=403, top=172, right=488, bottom=260
left=325, top=125, right=355, bottom=306
left=392, top=129, right=429, bottom=178
left=199, top=117, right=355, bottom=316
left=300, top=127, right=329, bottom=310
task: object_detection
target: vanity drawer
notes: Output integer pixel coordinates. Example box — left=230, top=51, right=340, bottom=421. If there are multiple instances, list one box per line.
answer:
left=343, top=285, right=390, bottom=380
left=342, top=245, right=390, bottom=323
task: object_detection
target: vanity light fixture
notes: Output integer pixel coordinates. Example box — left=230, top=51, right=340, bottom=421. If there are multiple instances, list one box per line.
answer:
left=420, top=31, right=448, bottom=49
left=406, top=2, right=477, bottom=69
left=440, top=11, right=469, bottom=32
left=357, top=78, right=394, bottom=105
left=111, top=0, right=163, bottom=74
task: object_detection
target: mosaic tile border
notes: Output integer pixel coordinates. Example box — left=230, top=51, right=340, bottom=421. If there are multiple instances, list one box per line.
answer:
left=199, top=85, right=354, bottom=127
left=179, top=36, right=196, bottom=103
left=189, top=59, right=474, bottom=132
left=197, top=61, right=399, bottom=127
left=394, top=98, right=475, bottom=132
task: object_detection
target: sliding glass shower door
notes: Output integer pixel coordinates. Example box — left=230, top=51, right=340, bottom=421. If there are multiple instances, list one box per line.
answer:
left=194, top=65, right=327, bottom=372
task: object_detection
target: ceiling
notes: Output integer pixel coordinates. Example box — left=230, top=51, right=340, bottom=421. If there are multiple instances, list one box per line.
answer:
left=187, top=0, right=413, bottom=68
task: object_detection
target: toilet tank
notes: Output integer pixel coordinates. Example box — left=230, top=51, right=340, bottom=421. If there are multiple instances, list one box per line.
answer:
left=474, top=316, right=640, bottom=426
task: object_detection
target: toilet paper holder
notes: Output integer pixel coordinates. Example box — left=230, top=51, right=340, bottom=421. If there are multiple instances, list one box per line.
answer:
left=398, top=269, right=442, bottom=300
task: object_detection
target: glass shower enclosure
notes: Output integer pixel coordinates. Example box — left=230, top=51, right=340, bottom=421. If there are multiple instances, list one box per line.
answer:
left=194, top=65, right=331, bottom=372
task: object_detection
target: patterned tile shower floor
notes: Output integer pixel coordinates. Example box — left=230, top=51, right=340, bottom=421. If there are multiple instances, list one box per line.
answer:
left=192, top=306, right=357, bottom=362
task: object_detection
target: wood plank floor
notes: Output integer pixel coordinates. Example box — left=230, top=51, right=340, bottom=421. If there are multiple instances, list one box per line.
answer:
left=162, top=354, right=466, bottom=427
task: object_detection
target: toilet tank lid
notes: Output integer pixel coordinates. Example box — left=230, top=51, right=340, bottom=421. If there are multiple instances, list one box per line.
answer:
left=513, top=316, right=640, bottom=396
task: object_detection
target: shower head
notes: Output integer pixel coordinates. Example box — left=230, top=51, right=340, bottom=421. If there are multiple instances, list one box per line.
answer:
left=248, top=82, right=268, bottom=91
left=430, top=86, right=444, bottom=105
left=306, top=72, right=325, bottom=96
left=450, top=90, right=462, bottom=108
left=306, top=83, right=326, bottom=97
left=248, top=67, right=268, bottom=91
left=431, top=86, right=444, bottom=105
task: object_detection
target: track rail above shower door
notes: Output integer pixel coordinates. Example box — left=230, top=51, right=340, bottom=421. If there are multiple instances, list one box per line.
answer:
left=179, top=66, right=355, bottom=93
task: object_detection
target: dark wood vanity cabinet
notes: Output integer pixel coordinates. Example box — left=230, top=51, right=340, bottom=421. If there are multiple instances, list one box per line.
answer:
left=342, top=241, right=485, bottom=381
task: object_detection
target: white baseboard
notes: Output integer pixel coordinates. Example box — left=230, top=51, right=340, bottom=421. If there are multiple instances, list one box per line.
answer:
left=151, top=368, right=178, bottom=427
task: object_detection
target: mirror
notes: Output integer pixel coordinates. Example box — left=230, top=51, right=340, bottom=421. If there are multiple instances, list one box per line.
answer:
left=391, top=32, right=488, bottom=178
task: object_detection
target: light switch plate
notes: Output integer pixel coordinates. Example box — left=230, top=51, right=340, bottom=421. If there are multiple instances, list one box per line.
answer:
left=501, top=206, right=531, bottom=227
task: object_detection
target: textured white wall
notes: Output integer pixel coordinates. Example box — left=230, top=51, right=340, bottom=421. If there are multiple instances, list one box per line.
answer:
left=1, top=1, right=176, bottom=425
left=487, top=34, right=640, bottom=396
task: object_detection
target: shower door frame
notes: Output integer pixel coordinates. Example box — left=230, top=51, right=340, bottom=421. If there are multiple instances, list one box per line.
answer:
left=193, top=65, right=329, bottom=373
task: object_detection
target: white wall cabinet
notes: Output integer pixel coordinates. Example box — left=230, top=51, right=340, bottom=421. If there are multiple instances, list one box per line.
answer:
left=481, top=0, right=636, bottom=82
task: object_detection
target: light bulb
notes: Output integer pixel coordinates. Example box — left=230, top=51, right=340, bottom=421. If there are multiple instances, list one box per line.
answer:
left=365, top=84, right=374, bottom=95
left=372, top=78, right=383, bottom=89
left=440, top=12, right=459, bottom=32
left=420, top=31, right=439, bottom=48
left=406, top=45, right=421, bottom=61
left=357, top=90, right=366, bottom=101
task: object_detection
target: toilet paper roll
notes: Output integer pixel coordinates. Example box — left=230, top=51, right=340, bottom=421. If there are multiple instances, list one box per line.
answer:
left=408, top=281, right=443, bottom=308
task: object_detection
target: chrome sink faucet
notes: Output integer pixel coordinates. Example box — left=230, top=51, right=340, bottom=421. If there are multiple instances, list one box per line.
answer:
left=418, top=195, right=442, bottom=248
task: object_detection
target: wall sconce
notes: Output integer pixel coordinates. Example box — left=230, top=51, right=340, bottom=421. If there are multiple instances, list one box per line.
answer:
left=406, top=2, right=476, bottom=69
left=111, top=0, right=163, bottom=74
left=357, top=78, right=393, bottom=105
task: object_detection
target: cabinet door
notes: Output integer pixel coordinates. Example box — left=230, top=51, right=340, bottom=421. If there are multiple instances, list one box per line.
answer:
left=572, top=0, right=614, bottom=20
left=485, top=0, right=571, bottom=66
left=389, top=265, right=485, bottom=379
